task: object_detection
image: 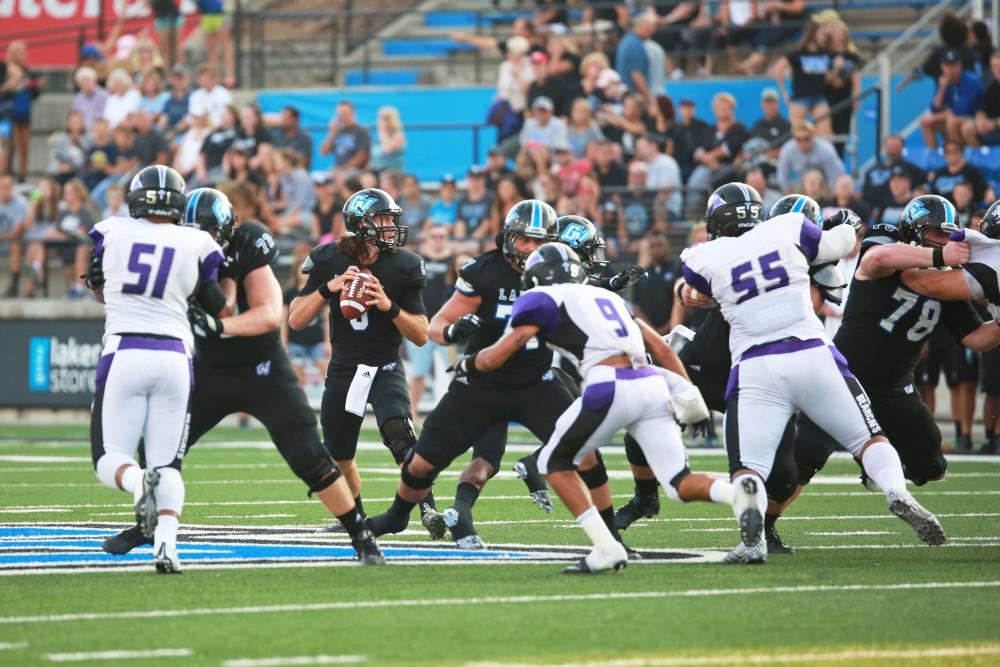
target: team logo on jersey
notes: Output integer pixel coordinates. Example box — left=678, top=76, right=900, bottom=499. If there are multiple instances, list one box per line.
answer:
left=382, top=362, right=397, bottom=372
left=256, top=361, right=271, bottom=376
left=558, top=221, right=592, bottom=249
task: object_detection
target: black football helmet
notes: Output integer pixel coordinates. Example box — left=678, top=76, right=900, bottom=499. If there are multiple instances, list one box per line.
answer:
left=343, top=188, right=407, bottom=250
left=503, top=199, right=558, bottom=269
left=770, top=194, right=823, bottom=227
left=521, top=242, right=588, bottom=290
left=705, top=182, right=765, bottom=238
left=127, top=165, right=186, bottom=222
left=981, top=199, right=1000, bottom=239
left=183, top=188, right=236, bottom=249
left=555, top=215, right=609, bottom=278
left=899, top=194, right=959, bottom=246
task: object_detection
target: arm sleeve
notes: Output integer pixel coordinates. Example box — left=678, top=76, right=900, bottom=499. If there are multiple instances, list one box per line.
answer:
left=943, top=299, right=984, bottom=342
left=195, top=280, right=227, bottom=315
left=510, top=290, right=561, bottom=338
left=964, top=262, right=1000, bottom=304
left=199, top=235, right=226, bottom=284
left=395, top=255, right=429, bottom=316
left=811, top=223, right=855, bottom=264
left=679, top=247, right=713, bottom=298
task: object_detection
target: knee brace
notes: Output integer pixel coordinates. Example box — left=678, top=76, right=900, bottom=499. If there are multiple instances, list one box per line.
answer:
left=908, top=454, right=948, bottom=487
left=300, top=455, right=343, bottom=495
left=624, top=433, right=649, bottom=467
left=765, top=458, right=798, bottom=503
left=381, top=417, right=416, bottom=465
left=578, top=457, right=609, bottom=490
left=400, top=450, right=440, bottom=490
left=664, top=468, right=690, bottom=503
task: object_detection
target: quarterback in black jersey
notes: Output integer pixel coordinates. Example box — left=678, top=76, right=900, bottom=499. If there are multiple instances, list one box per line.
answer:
left=101, top=183, right=383, bottom=564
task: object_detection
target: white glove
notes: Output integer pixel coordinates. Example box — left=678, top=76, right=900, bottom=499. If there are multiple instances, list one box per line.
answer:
left=988, top=301, right=1000, bottom=322
left=666, top=377, right=711, bottom=425
left=663, top=324, right=696, bottom=352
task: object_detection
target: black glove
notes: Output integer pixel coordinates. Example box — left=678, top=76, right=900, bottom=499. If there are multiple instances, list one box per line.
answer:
left=218, top=254, right=239, bottom=282
left=688, top=418, right=713, bottom=439
left=447, top=353, right=477, bottom=379
left=188, top=300, right=224, bottom=339
left=82, top=252, right=104, bottom=291
left=823, top=209, right=863, bottom=233
left=443, top=314, right=482, bottom=343
left=606, top=265, right=647, bottom=292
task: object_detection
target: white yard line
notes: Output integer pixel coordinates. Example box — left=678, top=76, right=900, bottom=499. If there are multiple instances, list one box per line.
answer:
left=465, top=645, right=1000, bottom=667
left=3, top=581, right=998, bottom=625
left=222, top=656, right=367, bottom=667
left=46, top=648, right=192, bottom=662
left=0, top=642, right=28, bottom=650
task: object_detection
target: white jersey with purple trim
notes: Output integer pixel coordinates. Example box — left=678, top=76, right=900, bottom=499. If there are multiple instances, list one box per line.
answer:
left=509, top=283, right=646, bottom=376
left=953, top=228, right=1000, bottom=306
left=680, top=212, right=856, bottom=360
left=89, top=216, right=225, bottom=348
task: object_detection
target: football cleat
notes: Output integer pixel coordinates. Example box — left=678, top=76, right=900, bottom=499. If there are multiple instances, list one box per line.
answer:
left=351, top=529, right=386, bottom=565
left=733, top=476, right=764, bottom=548
left=443, top=506, right=485, bottom=548
left=562, top=544, right=628, bottom=574
left=887, top=489, right=946, bottom=546
left=765, top=520, right=794, bottom=555
left=420, top=506, right=447, bottom=540
left=613, top=493, right=661, bottom=531
left=102, top=524, right=151, bottom=555
left=455, top=534, right=487, bottom=550
left=320, top=522, right=347, bottom=534
left=135, top=468, right=161, bottom=539
left=153, top=543, right=183, bottom=574
left=722, top=540, right=767, bottom=565
left=513, top=455, right=553, bottom=513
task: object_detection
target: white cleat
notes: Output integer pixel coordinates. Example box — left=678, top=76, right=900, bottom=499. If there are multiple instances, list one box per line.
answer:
left=563, top=543, right=628, bottom=574
left=134, top=468, right=160, bottom=540
left=455, top=535, right=487, bottom=550
left=732, top=476, right=764, bottom=547
left=887, top=489, right=946, bottom=546
left=153, top=543, right=183, bottom=574
left=722, top=540, right=767, bottom=565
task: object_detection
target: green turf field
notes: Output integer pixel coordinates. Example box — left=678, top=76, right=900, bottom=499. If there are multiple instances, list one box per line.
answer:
left=1, top=423, right=999, bottom=666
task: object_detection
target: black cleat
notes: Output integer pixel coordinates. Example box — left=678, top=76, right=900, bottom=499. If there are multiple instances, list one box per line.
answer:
left=102, top=524, right=151, bottom=555
left=420, top=504, right=447, bottom=540
left=513, top=454, right=553, bottom=513
left=613, top=494, right=660, bottom=531
left=625, top=545, right=643, bottom=561
left=765, top=520, right=794, bottom=555
left=351, top=529, right=386, bottom=565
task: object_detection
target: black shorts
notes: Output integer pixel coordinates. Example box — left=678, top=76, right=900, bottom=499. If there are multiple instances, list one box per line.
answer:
left=416, top=371, right=575, bottom=471
left=916, top=339, right=978, bottom=388
left=321, top=360, right=410, bottom=461
left=981, top=347, right=1000, bottom=395
left=796, top=384, right=945, bottom=486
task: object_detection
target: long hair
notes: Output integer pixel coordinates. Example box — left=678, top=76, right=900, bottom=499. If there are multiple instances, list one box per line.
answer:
left=337, top=231, right=397, bottom=261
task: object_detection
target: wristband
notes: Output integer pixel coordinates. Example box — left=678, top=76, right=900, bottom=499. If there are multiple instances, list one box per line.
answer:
left=318, top=283, right=333, bottom=300
left=386, top=301, right=401, bottom=319
left=932, top=247, right=945, bottom=268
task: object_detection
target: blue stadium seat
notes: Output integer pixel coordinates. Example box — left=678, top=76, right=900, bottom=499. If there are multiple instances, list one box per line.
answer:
left=345, top=70, right=420, bottom=86
left=903, top=146, right=946, bottom=172
left=424, top=11, right=481, bottom=28
left=382, top=39, right=477, bottom=57
left=967, top=146, right=1000, bottom=180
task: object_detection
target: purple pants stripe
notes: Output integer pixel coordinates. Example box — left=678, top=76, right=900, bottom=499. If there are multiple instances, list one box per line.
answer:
left=118, top=336, right=186, bottom=354
left=740, top=337, right=825, bottom=362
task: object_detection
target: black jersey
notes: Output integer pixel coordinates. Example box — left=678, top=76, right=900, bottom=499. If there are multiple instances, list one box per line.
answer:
left=196, top=221, right=281, bottom=369
left=678, top=308, right=732, bottom=412
left=300, top=241, right=427, bottom=367
left=455, top=249, right=553, bottom=387
left=834, top=241, right=982, bottom=390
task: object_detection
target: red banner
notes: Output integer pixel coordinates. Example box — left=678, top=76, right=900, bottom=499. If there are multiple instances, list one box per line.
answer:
left=1, top=0, right=199, bottom=69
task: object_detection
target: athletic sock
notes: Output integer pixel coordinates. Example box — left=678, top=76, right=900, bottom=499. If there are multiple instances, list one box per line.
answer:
left=860, top=441, right=907, bottom=495
left=599, top=506, right=624, bottom=544
left=634, top=477, right=658, bottom=497
left=366, top=493, right=415, bottom=536
left=336, top=508, right=366, bottom=538
left=453, top=482, right=481, bottom=512
left=709, top=478, right=733, bottom=505
left=120, top=465, right=142, bottom=496
left=154, top=468, right=185, bottom=516
left=954, top=421, right=961, bottom=443
left=765, top=513, right=778, bottom=531
left=353, top=495, right=365, bottom=518
left=153, top=514, right=178, bottom=550
left=577, top=505, right=618, bottom=552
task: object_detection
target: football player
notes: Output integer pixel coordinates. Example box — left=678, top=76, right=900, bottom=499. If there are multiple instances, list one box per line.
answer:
left=459, top=243, right=733, bottom=574
left=680, top=182, right=947, bottom=564
left=100, top=184, right=384, bottom=565
left=288, top=188, right=435, bottom=534
left=86, top=165, right=227, bottom=573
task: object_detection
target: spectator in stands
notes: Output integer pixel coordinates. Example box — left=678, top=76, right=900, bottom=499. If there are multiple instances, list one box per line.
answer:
left=101, top=183, right=128, bottom=218
left=920, top=49, right=985, bottom=149
left=552, top=141, right=591, bottom=197
left=48, top=111, right=88, bottom=184
left=574, top=174, right=607, bottom=241
left=173, top=111, right=210, bottom=181
left=484, top=146, right=514, bottom=191
left=801, top=168, right=831, bottom=205
left=159, top=65, right=191, bottom=140
left=282, top=243, right=329, bottom=388
left=928, top=139, right=994, bottom=206
left=667, top=98, right=711, bottom=182
left=707, top=0, right=758, bottom=77
left=450, top=17, right=544, bottom=61
left=739, top=0, right=807, bottom=75
left=861, top=134, right=927, bottom=208
left=820, top=174, right=871, bottom=226
left=870, top=166, right=914, bottom=228
left=455, top=165, right=494, bottom=241
left=150, top=0, right=183, bottom=68
left=514, top=144, right=545, bottom=200
left=72, top=67, right=107, bottom=131
left=198, top=104, right=238, bottom=183
left=631, top=232, right=680, bottom=335
left=951, top=181, right=978, bottom=228
left=566, top=97, right=605, bottom=159
left=79, top=119, right=116, bottom=191
left=321, top=100, right=371, bottom=173
left=271, top=148, right=315, bottom=237
left=520, top=96, right=570, bottom=152
left=970, top=21, right=994, bottom=80
left=189, top=65, right=232, bottom=128
left=635, top=135, right=681, bottom=220
left=269, top=106, right=312, bottom=168
left=547, top=36, right=585, bottom=104
left=824, top=21, right=862, bottom=156
left=233, top=104, right=272, bottom=167
left=616, top=15, right=656, bottom=99
left=102, top=68, right=141, bottom=129
left=21, top=177, right=61, bottom=296
left=898, top=12, right=977, bottom=94
left=397, top=172, right=430, bottom=241
left=744, top=166, right=782, bottom=212
left=646, top=95, right=675, bottom=137
left=0, top=173, right=29, bottom=297
left=750, top=87, right=791, bottom=159
left=378, top=169, right=402, bottom=205
left=311, top=173, right=342, bottom=243
left=644, top=19, right=668, bottom=98
left=131, top=108, right=170, bottom=167
left=493, top=36, right=535, bottom=142
left=221, top=145, right=265, bottom=193
left=962, top=51, right=1000, bottom=147
left=90, top=124, right=139, bottom=207
left=615, top=160, right=657, bottom=249
left=649, top=2, right=698, bottom=80
left=137, top=71, right=169, bottom=122
left=197, top=0, right=236, bottom=87
left=541, top=169, right=573, bottom=215
left=428, top=174, right=459, bottom=231
left=774, top=21, right=833, bottom=136
left=0, top=41, right=40, bottom=183
left=371, top=106, right=406, bottom=172
left=599, top=92, right=647, bottom=160
left=776, top=121, right=844, bottom=193
left=688, top=92, right=750, bottom=198
left=527, top=51, right=569, bottom=118
left=49, top=179, right=96, bottom=298
left=580, top=52, right=615, bottom=107
left=489, top=176, right=524, bottom=238
left=591, top=138, right=628, bottom=192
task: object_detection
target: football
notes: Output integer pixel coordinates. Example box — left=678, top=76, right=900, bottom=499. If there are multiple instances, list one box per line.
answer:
left=340, top=269, right=373, bottom=320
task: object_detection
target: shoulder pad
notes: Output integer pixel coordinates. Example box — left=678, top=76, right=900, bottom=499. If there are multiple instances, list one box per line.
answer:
left=302, top=242, right=336, bottom=274
left=232, top=221, right=278, bottom=271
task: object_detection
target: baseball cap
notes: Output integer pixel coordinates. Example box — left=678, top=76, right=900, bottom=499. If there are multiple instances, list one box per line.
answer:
left=170, top=63, right=187, bottom=77
left=531, top=96, right=554, bottom=111
left=942, top=48, right=962, bottom=65
left=889, top=165, right=912, bottom=180
left=761, top=87, right=780, bottom=102
left=530, top=51, right=549, bottom=65
left=441, top=173, right=457, bottom=185
left=80, top=44, right=103, bottom=61
left=467, top=165, right=486, bottom=177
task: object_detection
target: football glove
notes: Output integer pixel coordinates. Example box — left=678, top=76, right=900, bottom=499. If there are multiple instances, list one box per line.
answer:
left=823, top=209, right=863, bottom=233
left=447, top=353, right=477, bottom=379
left=82, top=252, right=105, bottom=291
left=606, top=265, right=647, bottom=292
left=443, top=314, right=482, bottom=343
left=188, top=300, right=225, bottom=339
left=669, top=382, right=711, bottom=425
